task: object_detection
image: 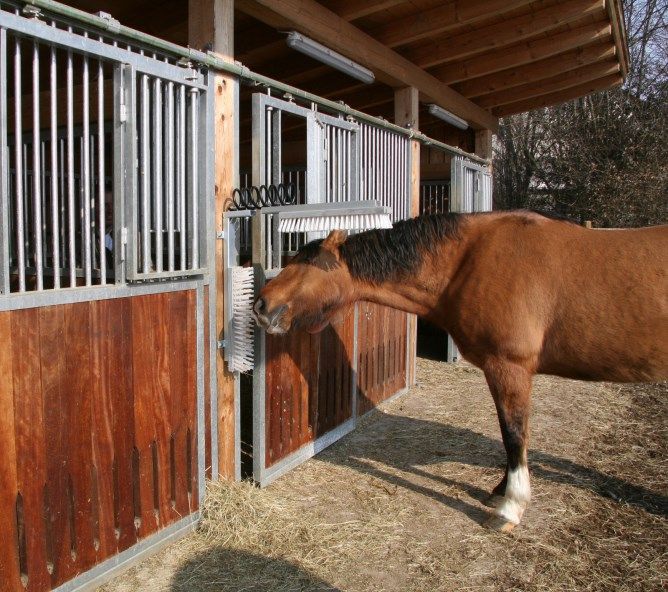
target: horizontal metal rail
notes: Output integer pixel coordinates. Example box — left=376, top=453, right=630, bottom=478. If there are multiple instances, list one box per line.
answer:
left=18, top=0, right=490, bottom=165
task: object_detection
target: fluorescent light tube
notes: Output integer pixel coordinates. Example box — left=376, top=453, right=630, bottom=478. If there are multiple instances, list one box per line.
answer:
left=427, top=103, right=469, bottom=130
left=286, top=31, right=375, bottom=84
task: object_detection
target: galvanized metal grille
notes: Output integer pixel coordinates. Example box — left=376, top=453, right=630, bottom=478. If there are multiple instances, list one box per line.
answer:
left=0, top=2, right=212, bottom=293
left=1, top=26, right=114, bottom=293
left=450, top=155, right=492, bottom=214
left=420, top=180, right=450, bottom=215
left=129, top=71, right=209, bottom=280
left=359, top=122, right=411, bottom=222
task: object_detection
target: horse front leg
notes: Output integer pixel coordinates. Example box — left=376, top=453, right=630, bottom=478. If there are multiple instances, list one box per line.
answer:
left=483, top=360, right=533, bottom=532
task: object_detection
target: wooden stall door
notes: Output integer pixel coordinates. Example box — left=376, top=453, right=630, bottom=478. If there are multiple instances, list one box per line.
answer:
left=357, top=302, right=408, bottom=416
left=263, top=308, right=355, bottom=470
left=0, top=290, right=198, bottom=592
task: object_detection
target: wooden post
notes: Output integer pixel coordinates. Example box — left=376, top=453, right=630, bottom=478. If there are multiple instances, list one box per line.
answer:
left=475, top=129, right=493, bottom=161
left=189, top=0, right=237, bottom=480
left=395, top=87, right=419, bottom=386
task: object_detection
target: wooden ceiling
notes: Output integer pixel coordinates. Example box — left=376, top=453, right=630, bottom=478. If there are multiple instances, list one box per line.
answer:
left=63, top=0, right=628, bottom=135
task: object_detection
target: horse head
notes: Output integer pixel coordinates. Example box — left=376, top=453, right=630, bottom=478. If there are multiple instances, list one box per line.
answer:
left=253, top=230, right=355, bottom=334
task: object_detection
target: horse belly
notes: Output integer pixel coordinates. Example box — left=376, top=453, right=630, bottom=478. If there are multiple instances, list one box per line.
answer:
left=538, top=309, right=668, bottom=382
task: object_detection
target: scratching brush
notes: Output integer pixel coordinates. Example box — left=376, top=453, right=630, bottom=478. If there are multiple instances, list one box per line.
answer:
left=228, top=266, right=255, bottom=373
left=277, top=211, right=392, bottom=233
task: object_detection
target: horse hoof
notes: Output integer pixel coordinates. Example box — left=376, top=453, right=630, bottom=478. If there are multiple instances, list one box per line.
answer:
left=483, top=493, right=505, bottom=508
left=483, top=514, right=517, bottom=533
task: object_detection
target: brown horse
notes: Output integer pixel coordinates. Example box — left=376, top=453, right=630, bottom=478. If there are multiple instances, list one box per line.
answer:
left=254, top=211, right=668, bottom=531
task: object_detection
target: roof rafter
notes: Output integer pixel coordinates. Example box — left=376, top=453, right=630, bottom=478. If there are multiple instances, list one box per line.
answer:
left=430, top=21, right=612, bottom=85
left=236, top=0, right=498, bottom=130
left=453, top=42, right=616, bottom=98
left=404, top=0, right=607, bottom=69
left=371, top=0, right=535, bottom=48
left=476, top=60, right=620, bottom=108
left=492, top=73, right=623, bottom=116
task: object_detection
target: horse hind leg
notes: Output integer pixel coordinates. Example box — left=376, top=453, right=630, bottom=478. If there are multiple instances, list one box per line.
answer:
left=483, top=361, right=533, bottom=532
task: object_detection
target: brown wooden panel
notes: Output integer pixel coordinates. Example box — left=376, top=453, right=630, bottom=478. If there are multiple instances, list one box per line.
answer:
left=265, top=308, right=355, bottom=468
left=12, top=308, right=50, bottom=592
left=0, top=312, right=21, bottom=590
left=90, top=297, right=136, bottom=562
left=357, top=303, right=408, bottom=416
left=0, top=290, right=199, bottom=592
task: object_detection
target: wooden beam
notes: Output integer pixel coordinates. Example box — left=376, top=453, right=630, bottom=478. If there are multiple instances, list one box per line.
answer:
left=492, top=73, right=623, bottom=117
left=606, top=0, right=629, bottom=76
left=189, top=0, right=236, bottom=480
left=430, top=21, right=612, bottom=85
left=455, top=42, right=616, bottom=98
left=394, top=86, right=419, bottom=387
left=476, top=60, right=620, bottom=108
left=372, top=0, right=534, bottom=48
left=328, top=0, right=405, bottom=21
left=404, top=0, right=606, bottom=69
left=475, top=129, right=493, bottom=161
left=394, top=86, right=419, bottom=131
left=236, top=0, right=498, bottom=131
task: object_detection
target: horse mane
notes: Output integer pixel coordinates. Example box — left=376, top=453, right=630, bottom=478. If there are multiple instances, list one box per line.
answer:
left=339, top=213, right=463, bottom=284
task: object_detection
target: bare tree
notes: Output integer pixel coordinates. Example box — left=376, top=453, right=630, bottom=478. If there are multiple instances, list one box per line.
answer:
left=493, top=0, right=668, bottom=227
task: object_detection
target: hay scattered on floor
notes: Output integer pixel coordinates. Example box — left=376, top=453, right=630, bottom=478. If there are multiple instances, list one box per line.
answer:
left=100, top=360, right=668, bottom=592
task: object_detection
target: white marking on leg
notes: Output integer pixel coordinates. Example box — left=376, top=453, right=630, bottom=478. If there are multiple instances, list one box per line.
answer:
left=494, top=464, right=531, bottom=525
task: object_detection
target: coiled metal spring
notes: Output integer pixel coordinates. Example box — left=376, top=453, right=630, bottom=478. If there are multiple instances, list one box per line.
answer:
left=229, top=183, right=297, bottom=210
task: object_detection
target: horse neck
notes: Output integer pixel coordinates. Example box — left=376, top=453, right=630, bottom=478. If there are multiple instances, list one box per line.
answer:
left=352, top=232, right=468, bottom=317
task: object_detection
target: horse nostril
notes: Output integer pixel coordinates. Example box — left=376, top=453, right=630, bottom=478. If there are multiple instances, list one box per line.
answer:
left=254, top=298, right=266, bottom=315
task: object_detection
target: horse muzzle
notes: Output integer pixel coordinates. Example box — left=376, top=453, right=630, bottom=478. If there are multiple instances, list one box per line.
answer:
left=253, top=298, right=289, bottom=334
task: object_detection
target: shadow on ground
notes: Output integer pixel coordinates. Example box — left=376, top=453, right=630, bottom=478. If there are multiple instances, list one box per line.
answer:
left=319, top=413, right=668, bottom=520
left=170, top=547, right=340, bottom=592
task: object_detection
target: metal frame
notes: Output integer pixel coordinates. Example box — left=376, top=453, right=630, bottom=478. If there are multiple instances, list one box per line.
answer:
left=0, top=6, right=218, bottom=591
left=447, top=156, right=492, bottom=362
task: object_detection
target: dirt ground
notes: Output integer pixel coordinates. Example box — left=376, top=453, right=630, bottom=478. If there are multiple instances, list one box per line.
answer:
left=100, top=358, right=667, bottom=592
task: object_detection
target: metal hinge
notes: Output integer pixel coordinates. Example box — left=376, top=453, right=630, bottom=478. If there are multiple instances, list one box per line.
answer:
left=120, top=227, right=128, bottom=262
left=22, top=5, right=42, bottom=18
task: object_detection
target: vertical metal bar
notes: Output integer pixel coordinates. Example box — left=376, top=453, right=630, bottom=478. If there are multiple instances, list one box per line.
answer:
left=50, top=37, right=60, bottom=288
left=0, top=28, right=9, bottom=294
left=189, top=88, right=198, bottom=269
left=346, top=129, right=351, bottom=202
left=166, top=81, right=174, bottom=271
left=336, top=127, right=342, bottom=202
left=98, top=55, right=105, bottom=284
left=178, top=84, right=186, bottom=270
left=83, top=50, right=92, bottom=285
left=140, top=73, right=150, bottom=273
left=66, top=46, right=75, bottom=286
left=32, top=40, right=43, bottom=290
left=271, top=108, right=281, bottom=186
left=59, top=137, right=65, bottom=270
left=153, top=77, right=163, bottom=272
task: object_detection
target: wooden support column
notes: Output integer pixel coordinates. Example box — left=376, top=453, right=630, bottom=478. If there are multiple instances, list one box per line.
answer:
left=475, top=129, right=493, bottom=161
left=394, top=87, right=419, bottom=386
left=189, top=0, right=237, bottom=480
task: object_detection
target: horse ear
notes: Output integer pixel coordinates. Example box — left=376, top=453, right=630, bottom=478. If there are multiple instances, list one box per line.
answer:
left=323, top=229, right=347, bottom=250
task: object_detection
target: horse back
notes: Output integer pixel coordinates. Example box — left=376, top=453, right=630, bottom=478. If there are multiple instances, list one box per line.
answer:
left=447, top=215, right=668, bottom=383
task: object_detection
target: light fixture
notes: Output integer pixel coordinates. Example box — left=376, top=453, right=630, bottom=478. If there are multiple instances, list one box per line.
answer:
left=286, top=31, right=375, bottom=84
left=427, top=104, right=469, bottom=130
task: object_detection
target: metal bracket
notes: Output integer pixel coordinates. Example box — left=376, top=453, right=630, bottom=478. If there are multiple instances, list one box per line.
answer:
left=217, top=339, right=226, bottom=349
left=22, top=5, right=42, bottom=18
left=216, top=231, right=225, bottom=239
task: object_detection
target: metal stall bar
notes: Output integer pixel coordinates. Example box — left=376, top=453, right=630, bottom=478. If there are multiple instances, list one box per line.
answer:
left=50, top=29, right=60, bottom=288
left=97, top=48, right=105, bottom=284
left=13, top=36, right=25, bottom=292
left=0, top=27, right=8, bottom=294
left=32, top=39, right=43, bottom=289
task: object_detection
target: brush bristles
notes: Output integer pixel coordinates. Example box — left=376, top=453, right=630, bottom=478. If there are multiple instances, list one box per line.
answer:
left=229, top=266, right=255, bottom=373
left=278, top=213, right=392, bottom=234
